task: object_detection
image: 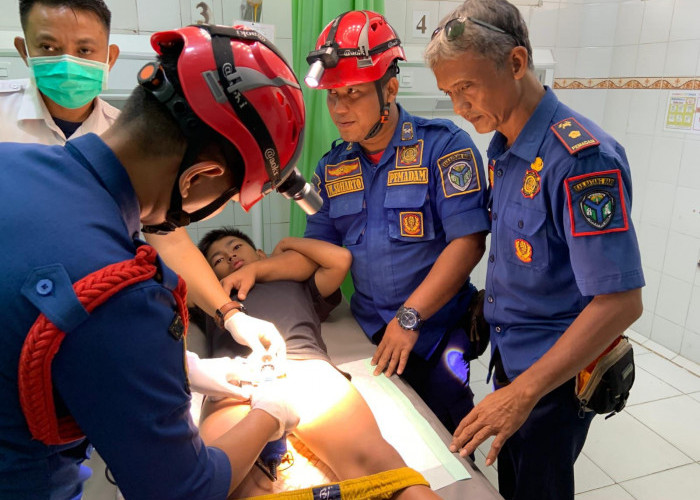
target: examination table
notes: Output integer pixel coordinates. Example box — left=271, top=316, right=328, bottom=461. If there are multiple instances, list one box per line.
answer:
left=83, top=300, right=503, bottom=499
left=319, top=300, right=502, bottom=499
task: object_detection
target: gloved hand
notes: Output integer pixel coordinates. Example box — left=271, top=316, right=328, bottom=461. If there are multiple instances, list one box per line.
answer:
left=250, top=378, right=299, bottom=440
left=224, top=312, right=286, bottom=360
left=186, top=351, right=254, bottom=401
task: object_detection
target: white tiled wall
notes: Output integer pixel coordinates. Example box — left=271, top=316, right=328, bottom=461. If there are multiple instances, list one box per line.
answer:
left=384, top=0, right=700, bottom=364
left=1, top=0, right=697, bottom=359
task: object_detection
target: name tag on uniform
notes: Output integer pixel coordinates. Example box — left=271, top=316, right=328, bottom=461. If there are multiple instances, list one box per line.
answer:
left=326, top=176, right=364, bottom=197
left=387, top=167, right=428, bottom=186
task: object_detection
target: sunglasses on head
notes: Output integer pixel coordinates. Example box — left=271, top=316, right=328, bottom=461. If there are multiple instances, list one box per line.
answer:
left=431, top=16, right=519, bottom=45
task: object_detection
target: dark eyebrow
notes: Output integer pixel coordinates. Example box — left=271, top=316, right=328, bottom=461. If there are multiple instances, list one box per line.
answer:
left=208, top=250, right=224, bottom=263
left=33, top=33, right=58, bottom=42
left=33, top=33, right=100, bottom=45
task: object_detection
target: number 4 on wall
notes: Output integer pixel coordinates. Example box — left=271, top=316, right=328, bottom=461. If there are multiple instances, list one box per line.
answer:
left=412, top=10, right=431, bottom=38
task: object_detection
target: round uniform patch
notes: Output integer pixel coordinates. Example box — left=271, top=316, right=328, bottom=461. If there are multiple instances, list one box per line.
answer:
left=531, top=157, right=544, bottom=172
left=401, top=145, right=419, bottom=164
left=579, top=191, right=615, bottom=229
left=521, top=169, right=541, bottom=199
left=448, top=161, right=474, bottom=192
left=514, top=238, right=533, bottom=263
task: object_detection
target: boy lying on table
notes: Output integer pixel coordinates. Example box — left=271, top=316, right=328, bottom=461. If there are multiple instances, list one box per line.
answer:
left=192, top=227, right=440, bottom=499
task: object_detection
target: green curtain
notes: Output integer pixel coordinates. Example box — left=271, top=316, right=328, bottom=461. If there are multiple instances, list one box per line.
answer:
left=289, top=0, right=385, bottom=238
left=290, top=0, right=384, bottom=298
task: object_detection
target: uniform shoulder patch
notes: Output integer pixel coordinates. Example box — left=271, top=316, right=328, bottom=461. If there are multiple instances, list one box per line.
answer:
left=437, top=148, right=481, bottom=197
left=551, top=117, right=600, bottom=155
left=564, top=169, right=629, bottom=236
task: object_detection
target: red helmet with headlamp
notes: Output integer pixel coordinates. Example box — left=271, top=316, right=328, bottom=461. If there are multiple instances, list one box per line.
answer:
left=305, top=11, right=406, bottom=140
left=305, top=10, right=406, bottom=89
left=139, top=25, right=319, bottom=234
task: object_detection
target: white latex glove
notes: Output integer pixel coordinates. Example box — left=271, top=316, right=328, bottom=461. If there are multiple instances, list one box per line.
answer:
left=224, top=312, right=286, bottom=360
left=250, top=378, right=299, bottom=440
left=186, top=351, right=254, bottom=400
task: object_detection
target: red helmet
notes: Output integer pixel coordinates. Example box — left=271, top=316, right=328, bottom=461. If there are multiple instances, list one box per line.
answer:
left=306, top=10, right=406, bottom=89
left=149, top=25, right=305, bottom=211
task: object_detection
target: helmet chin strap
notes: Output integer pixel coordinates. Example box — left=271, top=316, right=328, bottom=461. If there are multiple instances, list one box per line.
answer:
left=363, top=79, right=391, bottom=140
left=141, top=143, right=238, bottom=235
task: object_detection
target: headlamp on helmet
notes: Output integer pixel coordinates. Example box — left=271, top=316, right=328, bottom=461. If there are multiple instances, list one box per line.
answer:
left=137, top=24, right=319, bottom=234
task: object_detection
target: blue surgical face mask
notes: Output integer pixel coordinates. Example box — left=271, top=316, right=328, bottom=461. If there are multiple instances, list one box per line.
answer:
left=26, top=45, right=109, bottom=109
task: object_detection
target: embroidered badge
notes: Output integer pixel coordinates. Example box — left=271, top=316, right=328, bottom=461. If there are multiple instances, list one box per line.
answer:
left=401, top=121, right=414, bottom=141
left=564, top=169, right=629, bottom=236
left=514, top=238, right=533, bottom=263
left=400, top=211, right=424, bottom=237
left=325, top=158, right=361, bottom=182
left=312, top=172, right=322, bottom=196
left=387, top=167, right=428, bottom=186
left=168, top=313, right=185, bottom=340
left=488, top=159, right=495, bottom=188
left=313, top=484, right=341, bottom=500
left=326, top=176, right=364, bottom=198
left=531, top=157, right=544, bottom=172
left=396, top=140, right=424, bottom=168
left=580, top=192, right=614, bottom=229
left=521, top=169, right=541, bottom=199
left=551, top=117, right=600, bottom=154
left=438, top=148, right=480, bottom=197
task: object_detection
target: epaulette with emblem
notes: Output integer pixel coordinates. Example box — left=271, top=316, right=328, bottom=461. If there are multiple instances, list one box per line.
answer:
left=551, top=117, right=599, bottom=155
left=0, top=80, right=25, bottom=94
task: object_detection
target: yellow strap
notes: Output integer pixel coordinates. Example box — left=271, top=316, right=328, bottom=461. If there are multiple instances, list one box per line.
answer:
left=241, top=467, right=429, bottom=500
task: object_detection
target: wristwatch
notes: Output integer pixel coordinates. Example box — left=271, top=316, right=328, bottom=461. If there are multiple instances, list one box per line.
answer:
left=215, top=301, right=247, bottom=329
left=395, top=305, right=423, bottom=331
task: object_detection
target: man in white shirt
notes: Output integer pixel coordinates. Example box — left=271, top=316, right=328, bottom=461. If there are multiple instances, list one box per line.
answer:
left=0, top=0, right=119, bottom=144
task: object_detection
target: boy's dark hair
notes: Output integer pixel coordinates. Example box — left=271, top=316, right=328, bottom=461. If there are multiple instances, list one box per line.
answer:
left=20, top=0, right=111, bottom=32
left=198, top=226, right=257, bottom=257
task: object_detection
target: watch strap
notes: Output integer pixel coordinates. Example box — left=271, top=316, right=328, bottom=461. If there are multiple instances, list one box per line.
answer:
left=215, top=301, right=247, bottom=329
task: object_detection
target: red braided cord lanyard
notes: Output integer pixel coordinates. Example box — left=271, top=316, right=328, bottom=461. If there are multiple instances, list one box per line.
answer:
left=18, top=245, right=188, bottom=445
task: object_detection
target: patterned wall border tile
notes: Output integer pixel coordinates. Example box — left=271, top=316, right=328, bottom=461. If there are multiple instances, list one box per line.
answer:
left=554, top=77, right=700, bottom=90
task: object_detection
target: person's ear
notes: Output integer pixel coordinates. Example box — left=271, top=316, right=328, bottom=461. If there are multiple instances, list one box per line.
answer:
left=385, top=76, right=399, bottom=103
left=510, top=46, right=529, bottom=80
left=107, top=44, right=120, bottom=70
left=179, top=161, right=226, bottom=199
left=256, top=249, right=267, bottom=259
left=14, top=36, right=28, bottom=65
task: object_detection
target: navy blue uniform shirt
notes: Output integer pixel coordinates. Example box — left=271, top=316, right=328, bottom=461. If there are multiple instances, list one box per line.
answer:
left=0, top=134, right=231, bottom=499
left=305, top=106, right=490, bottom=358
left=484, top=87, right=645, bottom=380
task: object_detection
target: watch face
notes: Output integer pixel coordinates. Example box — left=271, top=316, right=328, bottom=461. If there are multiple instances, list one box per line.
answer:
left=399, top=309, right=418, bottom=329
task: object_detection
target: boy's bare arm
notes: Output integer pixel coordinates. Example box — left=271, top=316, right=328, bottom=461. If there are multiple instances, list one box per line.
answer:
left=273, top=237, right=351, bottom=297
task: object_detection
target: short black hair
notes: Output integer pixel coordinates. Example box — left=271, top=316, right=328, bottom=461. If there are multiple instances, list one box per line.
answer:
left=198, top=227, right=257, bottom=258
left=19, top=0, right=111, bottom=32
left=114, top=52, right=189, bottom=157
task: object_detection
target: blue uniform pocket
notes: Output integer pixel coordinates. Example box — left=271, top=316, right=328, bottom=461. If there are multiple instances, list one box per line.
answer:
left=384, top=184, right=435, bottom=241
left=329, top=190, right=366, bottom=246
left=503, top=204, right=549, bottom=270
